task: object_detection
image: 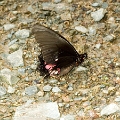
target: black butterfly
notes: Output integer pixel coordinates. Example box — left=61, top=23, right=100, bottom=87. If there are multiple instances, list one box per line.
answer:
left=32, top=25, right=87, bottom=77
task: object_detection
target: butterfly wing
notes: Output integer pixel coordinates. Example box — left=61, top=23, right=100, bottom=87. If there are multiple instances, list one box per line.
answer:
left=32, top=25, right=79, bottom=64
left=32, top=25, right=86, bottom=76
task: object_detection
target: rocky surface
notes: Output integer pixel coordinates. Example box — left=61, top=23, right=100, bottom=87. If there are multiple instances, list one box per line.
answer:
left=0, top=0, right=120, bottom=120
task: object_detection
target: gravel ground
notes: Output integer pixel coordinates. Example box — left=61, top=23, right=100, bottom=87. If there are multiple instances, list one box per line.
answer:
left=0, top=0, right=120, bottom=120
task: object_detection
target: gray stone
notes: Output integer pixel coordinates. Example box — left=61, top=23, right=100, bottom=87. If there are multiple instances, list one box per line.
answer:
left=0, top=86, right=6, bottom=96
left=102, top=2, right=108, bottom=9
left=0, top=68, right=19, bottom=85
left=67, top=0, right=72, bottom=3
left=0, top=68, right=20, bottom=85
left=100, top=103, right=120, bottom=116
left=3, top=24, right=15, bottom=31
left=95, top=43, right=101, bottom=49
left=91, top=8, right=107, bottom=21
left=43, top=85, right=52, bottom=92
left=8, top=39, right=18, bottom=46
left=49, top=79, right=58, bottom=84
left=61, top=12, right=72, bottom=20
left=115, top=96, right=120, bottom=102
left=25, top=86, right=38, bottom=95
left=7, top=49, right=24, bottom=67
left=77, top=110, right=85, bottom=117
left=54, top=0, right=62, bottom=3
left=75, top=25, right=88, bottom=33
left=88, top=26, right=96, bottom=35
left=91, top=3, right=100, bottom=7
left=103, top=35, right=114, bottom=42
left=41, top=2, right=53, bottom=10
left=9, top=44, right=19, bottom=51
left=61, top=114, right=75, bottom=120
left=18, top=68, right=25, bottom=74
left=76, top=66, right=87, bottom=72
left=0, top=68, right=11, bottom=83
left=52, top=86, right=61, bottom=93
left=13, top=102, right=60, bottom=120
left=27, top=5, right=35, bottom=14
left=7, top=86, right=15, bottom=93
left=15, top=29, right=30, bottom=39
left=68, top=86, right=73, bottom=91
left=11, top=75, right=20, bottom=85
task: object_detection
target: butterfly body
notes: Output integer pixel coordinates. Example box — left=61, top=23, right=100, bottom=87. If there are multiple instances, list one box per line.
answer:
left=32, top=25, right=87, bottom=77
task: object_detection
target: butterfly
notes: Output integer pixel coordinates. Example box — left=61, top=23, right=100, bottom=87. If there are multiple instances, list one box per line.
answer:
left=32, top=25, right=87, bottom=77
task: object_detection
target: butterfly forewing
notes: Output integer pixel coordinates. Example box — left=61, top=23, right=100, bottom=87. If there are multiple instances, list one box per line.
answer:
left=32, top=25, right=79, bottom=63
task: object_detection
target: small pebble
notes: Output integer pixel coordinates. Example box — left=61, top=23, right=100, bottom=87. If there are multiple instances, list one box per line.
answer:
left=54, top=0, right=62, bottom=3
left=91, top=8, right=107, bottom=21
left=7, top=86, right=15, bottom=93
left=49, top=79, right=58, bottom=84
left=15, top=29, right=30, bottom=39
left=0, top=86, right=6, bottom=96
left=25, top=85, right=38, bottom=95
left=76, top=66, right=87, bottom=72
left=75, top=25, right=88, bottom=33
left=11, top=75, right=20, bottom=85
left=52, top=86, right=61, bottom=93
left=68, top=86, right=73, bottom=91
left=60, top=114, right=75, bottom=120
left=7, top=49, right=24, bottom=67
left=95, top=43, right=101, bottom=49
left=115, top=96, right=120, bottom=102
left=91, top=3, right=100, bottom=7
left=9, top=44, right=19, bottom=51
left=8, top=39, right=18, bottom=46
left=108, top=17, right=115, bottom=23
left=67, top=0, right=72, bottom=3
left=103, top=35, right=114, bottom=42
left=43, top=85, right=52, bottom=92
left=102, top=2, right=108, bottom=9
left=101, top=103, right=120, bottom=116
left=3, top=24, right=15, bottom=31
left=27, top=5, right=35, bottom=14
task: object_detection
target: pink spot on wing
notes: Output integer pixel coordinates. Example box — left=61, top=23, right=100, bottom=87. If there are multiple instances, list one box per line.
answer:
left=44, top=62, right=61, bottom=75
left=45, top=64, right=56, bottom=70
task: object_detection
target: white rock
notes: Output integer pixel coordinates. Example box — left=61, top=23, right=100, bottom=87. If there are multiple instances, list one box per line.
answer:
left=60, top=114, right=75, bottom=120
left=88, top=26, right=96, bottom=35
left=4, top=24, right=15, bottom=31
left=75, top=25, right=88, bottom=33
left=76, top=66, right=87, bottom=72
left=95, top=43, right=101, bottom=49
left=25, top=86, right=38, bottom=95
left=100, top=103, right=120, bottom=116
left=43, top=85, right=52, bottom=92
left=91, top=8, right=107, bottom=21
left=13, top=102, right=60, bottom=120
left=91, top=3, right=100, bottom=7
left=15, top=29, right=30, bottom=39
left=0, top=68, right=11, bottom=83
left=7, top=86, right=15, bottom=93
left=103, top=35, right=114, bottom=42
left=108, top=17, right=115, bottom=23
left=115, top=96, right=120, bottom=102
left=0, top=86, right=6, bottom=96
left=7, top=49, right=24, bottom=67
left=54, top=0, right=62, bottom=3
left=0, top=68, right=20, bottom=85
left=52, top=86, right=61, bottom=93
